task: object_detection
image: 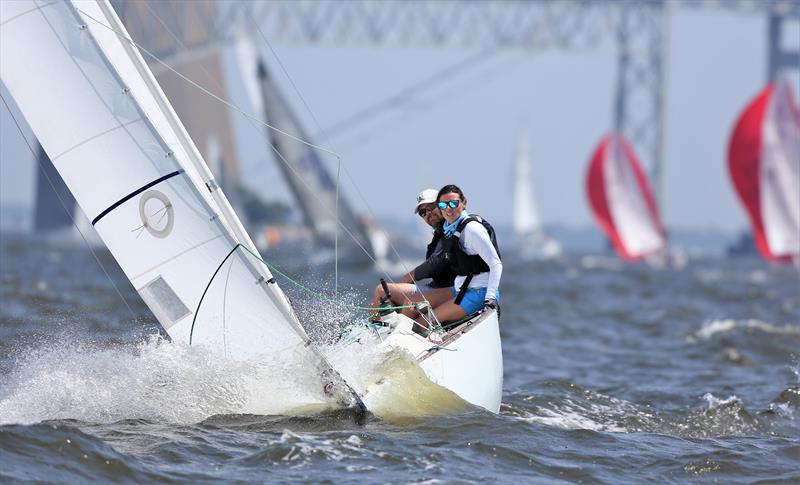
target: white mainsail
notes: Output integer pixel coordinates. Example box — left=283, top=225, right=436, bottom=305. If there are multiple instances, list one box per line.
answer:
left=0, top=0, right=361, bottom=410
left=512, top=133, right=562, bottom=260
left=512, top=134, right=541, bottom=235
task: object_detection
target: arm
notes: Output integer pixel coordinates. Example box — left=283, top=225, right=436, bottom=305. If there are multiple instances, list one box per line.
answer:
left=411, top=254, right=448, bottom=281
left=464, top=222, right=502, bottom=301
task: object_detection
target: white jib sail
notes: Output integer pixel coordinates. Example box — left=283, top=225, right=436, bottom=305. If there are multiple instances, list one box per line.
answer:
left=603, top=136, right=665, bottom=257
left=760, top=78, right=800, bottom=258
left=512, top=134, right=542, bottom=236
left=1, top=0, right=356, bottom=407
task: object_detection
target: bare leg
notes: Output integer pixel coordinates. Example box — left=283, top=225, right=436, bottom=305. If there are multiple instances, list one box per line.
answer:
left=430, top=301, right=467, bottom=323
left=370, top=282, right=416, bottom=310
left=411, top=289, right=460, bottom=334
left=398, top=287, right=453, bottom=318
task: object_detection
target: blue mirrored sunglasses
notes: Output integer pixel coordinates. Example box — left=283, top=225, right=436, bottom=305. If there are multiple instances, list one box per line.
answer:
left=437, top=200, right=461, bottom=210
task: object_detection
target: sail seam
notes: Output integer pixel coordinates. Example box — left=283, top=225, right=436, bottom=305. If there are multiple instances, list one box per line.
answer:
left=92, top=169, right=183, bottom=225
left=129, top=233, right=225, bottom=282
left=0, top=0, right=58, bottom=27
left=50, top=118, right=143, bottom=162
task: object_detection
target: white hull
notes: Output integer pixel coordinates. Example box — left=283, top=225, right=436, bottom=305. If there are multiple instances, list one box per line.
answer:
left=345, top=310, right=503, bottom=413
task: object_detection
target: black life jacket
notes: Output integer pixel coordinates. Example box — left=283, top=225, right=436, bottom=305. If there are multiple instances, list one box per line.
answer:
left=442, top=215, right=501, bottom=276
left=411, top=226, right=456, bottom=288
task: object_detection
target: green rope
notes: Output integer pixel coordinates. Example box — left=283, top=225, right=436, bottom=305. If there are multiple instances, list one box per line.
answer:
left=237, top=245, right=415, bottom=312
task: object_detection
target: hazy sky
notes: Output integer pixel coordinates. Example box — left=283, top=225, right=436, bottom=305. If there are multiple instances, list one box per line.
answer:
left=2, top=6, right=796, bottom=234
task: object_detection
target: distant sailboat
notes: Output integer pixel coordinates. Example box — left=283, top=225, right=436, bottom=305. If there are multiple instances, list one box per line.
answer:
left=512, top=134, right=562, bottom=260
left=586, top=133, right=667, bottom=262
left=728, top=78, right=800, bottom=264
left=1, top=0, right=362, bottom=413
left=235, top=34, right=387, bottom=266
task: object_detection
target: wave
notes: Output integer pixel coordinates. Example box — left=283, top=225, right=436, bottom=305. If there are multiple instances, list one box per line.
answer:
left=505, top=381, right=795, bottom=439
left=0, top=422, right=165, bottom=482
left=692, top=318, right=800, bottom=341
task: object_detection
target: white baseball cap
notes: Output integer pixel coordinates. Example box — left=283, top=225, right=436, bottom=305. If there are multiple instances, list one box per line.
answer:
left=414, top=189, right=438, bottom=214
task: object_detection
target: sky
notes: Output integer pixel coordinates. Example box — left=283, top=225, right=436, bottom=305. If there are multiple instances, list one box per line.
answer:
left=2, top=5, right=798, bottom=235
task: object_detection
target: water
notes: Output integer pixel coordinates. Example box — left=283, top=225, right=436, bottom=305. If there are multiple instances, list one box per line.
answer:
left=1, top=232, right=798, bottom=483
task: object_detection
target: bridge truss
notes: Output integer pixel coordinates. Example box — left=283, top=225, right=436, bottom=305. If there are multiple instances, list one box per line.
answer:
left=116, top=0, right=800, bottom=206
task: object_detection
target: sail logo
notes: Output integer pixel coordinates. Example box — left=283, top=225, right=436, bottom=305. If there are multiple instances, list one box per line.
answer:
left=138, top=190, right=174, bottom=238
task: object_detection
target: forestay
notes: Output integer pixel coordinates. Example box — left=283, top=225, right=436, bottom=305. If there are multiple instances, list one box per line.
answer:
left=0, top=0, right=358, bottom=406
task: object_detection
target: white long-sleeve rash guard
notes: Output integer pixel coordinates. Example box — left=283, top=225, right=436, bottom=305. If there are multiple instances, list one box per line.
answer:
left=453, top=220, right=502, bottom=301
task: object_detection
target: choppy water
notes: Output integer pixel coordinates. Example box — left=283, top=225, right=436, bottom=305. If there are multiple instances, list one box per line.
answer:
left=1, top=232, right=798, bottom=483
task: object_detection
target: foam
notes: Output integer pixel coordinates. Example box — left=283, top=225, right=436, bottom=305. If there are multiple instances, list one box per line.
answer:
left=694, top=318, right=800, bottom=340
left=0, top=335, right=332, bottom=425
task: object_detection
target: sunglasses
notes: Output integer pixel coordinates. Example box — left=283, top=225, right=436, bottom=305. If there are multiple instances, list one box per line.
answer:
left=417, top=208, right=433, bottom=217
left=437, top=200, right=461, bottom=210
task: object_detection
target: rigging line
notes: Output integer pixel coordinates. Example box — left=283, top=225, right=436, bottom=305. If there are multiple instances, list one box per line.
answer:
left=335, top=157, right=340, bottom=296
left=265, top=144, right=383, bottom=268
left=336, top=50, right=524, bottom=151
left=189, top=243, right=241, bottom=345
left=0, top=92, right=139, bottom=321
left=250, top=24, right=425, bottom=289
left=320, top=48, right=496, bottom=139
left=222, top=248, right=236, bottom=357
left=127, top=4, right=380, bottom=277
left=89, top=4, right=405, bottom=305
left=250, top=26, right=513, bottom=303
left=252, top=20, right=338, bottom=155
left=320, top=50, right=524, bottom=281
left=74, top=6, right=339, bottom=159
left=140, top=1, right=230, bottom=116
left=93, top=1, right=395, bottom=292
left=238, top=245, right=415, bottom=311
left=251, top=21, right=353, bottom=290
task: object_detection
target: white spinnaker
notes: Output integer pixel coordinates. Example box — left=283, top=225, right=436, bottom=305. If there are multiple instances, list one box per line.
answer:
left=0, top=1, right=331, bottom=371
left=512, top=134, right=541, bottom=236
left=603, top=136, right=665, bottom=257
left=760, top=78, right=800, bottom=258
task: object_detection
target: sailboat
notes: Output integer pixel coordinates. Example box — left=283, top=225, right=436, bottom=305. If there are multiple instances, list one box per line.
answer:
left=234, top=35, right=388, bottom=266
left=341, top=302, right=504, bottom=413
left=727, top=77, right=800, bottom=264
left=513, top=134, right=562, bottom=261
left=0, top=0, right=362, bottom=413
left=585, top=133, right=667, bottom=263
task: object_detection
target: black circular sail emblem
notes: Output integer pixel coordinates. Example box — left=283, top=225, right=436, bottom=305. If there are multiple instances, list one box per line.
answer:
left=138, top=189, right=174, bottom=238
